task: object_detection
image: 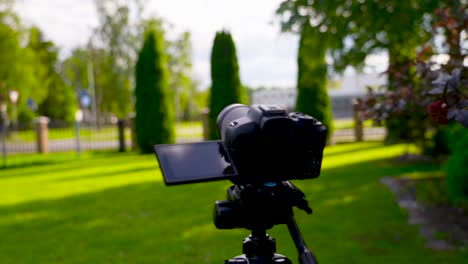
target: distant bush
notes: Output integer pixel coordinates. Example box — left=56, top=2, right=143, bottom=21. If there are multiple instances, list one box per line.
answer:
left=208, top=31, right=246, bottom=139
left=445, top=123, right=468, bottom=203
left=135, top=29, right=175, bottom=153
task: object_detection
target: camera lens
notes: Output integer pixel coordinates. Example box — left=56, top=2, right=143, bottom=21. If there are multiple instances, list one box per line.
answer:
left=217, top=104, right=249, bottom=139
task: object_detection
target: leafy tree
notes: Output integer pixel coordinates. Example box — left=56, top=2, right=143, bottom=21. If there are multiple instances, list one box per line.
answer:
left=166, top=31, right=197, bottom=121
left=208, top=31, right=246, bottom=139
left=0, top=0, right=19, bottom=29
left=23, top=27, right=77, bottom=122
left=142, top=18, right=199, bottom=121
left=276, top=0, right=450, bottom=143
left=0, top=23, right=45, bottom=122
left=38, top=76, right=76, bottom=123
left=93, top=0, right=145, bottom=119
left=0, top=2, right=24, bottom=105
left=0, top=22, right=21, bottom=104
left=296, top=23, right=333, bottom=140
left=360, top=5, right=467, bottom=157
left=193, top=88, right=209, bottom=114
left=277, top=0, right=443, bottom=71
left=0, top=3, right=73, bottom=123
left=62, top=47, right=108, bottom=125
left=135, top=28, right=175, bottom=153
left=61, top=48, right=89, bottom=92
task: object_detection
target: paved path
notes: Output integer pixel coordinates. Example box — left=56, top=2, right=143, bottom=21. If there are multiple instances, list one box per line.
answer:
left=381, top=176, right=468, bottom=251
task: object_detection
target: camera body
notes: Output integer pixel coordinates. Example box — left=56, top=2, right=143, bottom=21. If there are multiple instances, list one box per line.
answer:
left=154, top=104, right=327, bottom=186
left=217, top=104, right=327, bottom=184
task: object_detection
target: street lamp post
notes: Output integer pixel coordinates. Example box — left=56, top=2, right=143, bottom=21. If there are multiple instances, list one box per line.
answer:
left=9, top=90, right=19, bottom=142
left=75, top=109, right=83, bottom=156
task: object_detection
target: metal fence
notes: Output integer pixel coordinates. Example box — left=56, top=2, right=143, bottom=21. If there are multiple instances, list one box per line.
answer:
left=333, top=127, right=386, bottom=143
left=1, top=118, right=206, bottom=155
left=1, top=116, right=385, bottom=164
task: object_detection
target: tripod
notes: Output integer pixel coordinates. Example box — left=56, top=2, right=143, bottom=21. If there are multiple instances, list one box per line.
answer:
left=214, top=181, right=319, bottom=264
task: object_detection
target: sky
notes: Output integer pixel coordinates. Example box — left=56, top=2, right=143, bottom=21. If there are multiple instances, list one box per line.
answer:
left=13, top=0, right=387, bottom=90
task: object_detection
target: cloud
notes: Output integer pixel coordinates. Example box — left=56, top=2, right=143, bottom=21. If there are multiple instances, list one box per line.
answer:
left=14, top=0, right=98, bottom=56
left=13, top=0, right=386, bottom=90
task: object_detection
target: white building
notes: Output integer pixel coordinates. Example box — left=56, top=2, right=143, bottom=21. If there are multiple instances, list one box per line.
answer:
left=251, top=73, right=387, bottom=119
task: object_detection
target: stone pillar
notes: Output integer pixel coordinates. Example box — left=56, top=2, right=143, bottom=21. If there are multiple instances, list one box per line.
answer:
left=35, top=116, right=49, bottom=154
left=352, top=99, right=363, bottom=142
left=201, top=108, right=210, bottom=141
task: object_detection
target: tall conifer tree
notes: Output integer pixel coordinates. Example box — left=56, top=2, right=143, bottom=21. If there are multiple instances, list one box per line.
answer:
left=208, top=31, right=246, bottom=139
left=296, top=23, right=333, bottom=140
left=135, top=29, right=174, bottom=153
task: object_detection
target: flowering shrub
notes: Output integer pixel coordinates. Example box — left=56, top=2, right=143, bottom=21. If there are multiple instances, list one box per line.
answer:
left=362, top=7, right=467, bottom=133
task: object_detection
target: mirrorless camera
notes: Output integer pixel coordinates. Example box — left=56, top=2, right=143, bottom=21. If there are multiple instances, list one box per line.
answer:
left=154, top=104, right=327, bottom=185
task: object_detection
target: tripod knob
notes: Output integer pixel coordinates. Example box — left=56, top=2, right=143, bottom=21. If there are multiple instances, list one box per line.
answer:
left=224, top=254, right=292, bottom=264
left=224, top=257, right=248, bottom=264
left=214, top=200, right=243, bottom=229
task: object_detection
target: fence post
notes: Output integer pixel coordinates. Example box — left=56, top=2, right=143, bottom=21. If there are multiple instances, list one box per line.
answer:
left=128, top=113, right=138, bottom=151
left=352, top=99, right=363, bottom=142
left=35, top=116, right=49, bottom=154
left=117, top=119, right=126, bottom=152
left=201, top=108, right=209, bottom=140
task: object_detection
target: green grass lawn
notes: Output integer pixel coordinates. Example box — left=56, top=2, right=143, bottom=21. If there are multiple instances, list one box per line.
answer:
left=8, top=121, right=203, bottom=143
left=8, top=127, right=130, bottom=143
left=333, top=118, right=373, bottom=130
left=0, top=142, right=466, bottom=263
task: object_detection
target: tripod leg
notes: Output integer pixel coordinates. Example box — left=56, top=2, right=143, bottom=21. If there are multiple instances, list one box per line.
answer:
left=286, top=215, right=318, bottom=264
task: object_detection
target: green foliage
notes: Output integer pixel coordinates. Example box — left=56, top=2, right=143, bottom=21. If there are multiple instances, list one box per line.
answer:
left=166, top=31, right=198, bottom=121
left=276, top=0, right=444, bottom=72
left=95, top=53, right=132, bottom=118
left=192, top=89, right=209, bottom=114
left=413, top=175, right=448, bottom=206
left=0, top=22, right=21, bottom=99
left=61, top=48, right=89, bottom=90
left=24, top=27, right=77, bottom=122
left=208, top=31, right=246, bottom=139
left=0, top=23, right=52, bottom=122
left=93, top=0, right=146, bottom=119
left=135, top=29, right=175, bottom=153
left=445, top=123, right=468, bottom=202
left=296, top=24, right=333, bottom=140
left=0, top=7, right=77, bottom=123
left=142, top=18, right=200, bottom=121
left=38, top=78, right=77, bottom=123
left=276, top=0, right=446, bottom=144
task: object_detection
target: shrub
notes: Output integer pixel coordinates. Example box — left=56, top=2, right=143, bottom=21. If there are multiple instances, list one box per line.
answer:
left=445, top=123, right=468, bottom=202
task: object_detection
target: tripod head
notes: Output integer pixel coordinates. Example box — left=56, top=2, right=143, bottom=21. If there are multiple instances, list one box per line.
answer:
left=214, top=181, right=318, bottom=264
